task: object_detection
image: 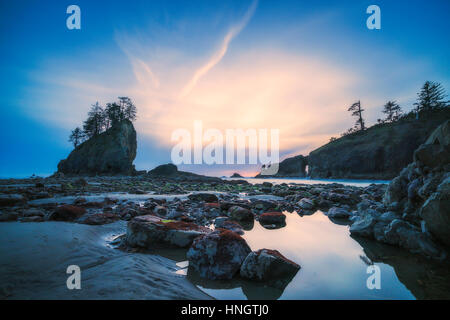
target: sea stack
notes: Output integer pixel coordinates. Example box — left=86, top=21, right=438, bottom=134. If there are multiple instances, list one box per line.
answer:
left=57, top=120, right=137, bottom=175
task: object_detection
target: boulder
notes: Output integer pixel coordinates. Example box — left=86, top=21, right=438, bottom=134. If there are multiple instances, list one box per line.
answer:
left=49, top=205, right=86, bottom=221
left=414, top=120, right=450, bottom=168
left=0, top=210, right=19, bottom=222
left=251, top=200, right=276, bottom=211
left=420, top=177, right=450, bottom=246
left=383, top=219, right=443, bottom=258
left=407, top=178, right=422, bottom=200
left=204, top=202, right=220, bottom=209
left=153, top=205, right=168, bottom=216
left=187, top=229, right=251, bottom=280
left=240, top=249, right=300, bottom=288
left=0, top=194, right=25, bottom=207
left=349, top=216, right=376, bottom=238
left=326, top=207, right=350, bottom=219
left=418, top=174, right=444, bottom=199
left=126, top=215, right=211, bottom=248
left=57, top=120, right=137, bottom=175
left=188, top=193, right=219, bottom=203
left=20, top=208, right=45, bottom=217
left=321, top=191, right=354, bottom=205
left=378, top=211, right=400, bottom=223
left=214, top=218, right=244, bottom=235
left=228, top=206, right=253, bottom=221
left=74, top=178, right=88, bottom=187
left=298, top=198, right=315, bottom=210
left=258, top=212, right=286, bottom=225
left=78, top=213, right=120, bottom=225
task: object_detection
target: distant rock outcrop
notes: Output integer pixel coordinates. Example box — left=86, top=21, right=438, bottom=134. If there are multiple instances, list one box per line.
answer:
left=255, top=155, right=308, bottom=178
left=147, top=163, right=223, bottom=183
left=57, top=120, right=137, bottom=175
left=147, top=163, right=178, bottom=176
left=308, top=109, right=450, bottom=179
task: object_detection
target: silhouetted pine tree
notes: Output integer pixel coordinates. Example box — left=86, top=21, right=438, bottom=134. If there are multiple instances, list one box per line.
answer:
left=104, top=102, right=122, bottom=127
left=348, top=100, right=365, bottom=131
left=414, top=81, right=448, bottom=112
left=68, top=127, right=85, bottom=148
left=69, top=97, right=137, bottom=148
left=83, top=102, right=105, bottom=138
left=382, top=100, right=402, bottom=123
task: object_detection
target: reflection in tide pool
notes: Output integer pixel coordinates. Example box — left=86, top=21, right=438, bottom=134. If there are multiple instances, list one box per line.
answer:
left=193, top=212, right=416, bottom=299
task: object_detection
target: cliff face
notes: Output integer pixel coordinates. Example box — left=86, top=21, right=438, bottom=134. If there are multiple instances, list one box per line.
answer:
left=308, top=109, right=450, bottom=180
left=348, top=120, right=450, bottom=259
left=383, top=120, right=450, bottom=247
left=255, top=155, right=308, bottom=178
left=57, top=120, right=137, bottom=175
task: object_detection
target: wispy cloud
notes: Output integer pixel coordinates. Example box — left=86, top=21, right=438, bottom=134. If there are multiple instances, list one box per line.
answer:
left=130, top=56, right=160, bottom=89
left=180, top=0, right=258, bottom=98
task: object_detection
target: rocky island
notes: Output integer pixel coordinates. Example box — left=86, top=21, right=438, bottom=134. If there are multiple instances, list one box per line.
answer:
left=57, top=120, right=137, bottom=176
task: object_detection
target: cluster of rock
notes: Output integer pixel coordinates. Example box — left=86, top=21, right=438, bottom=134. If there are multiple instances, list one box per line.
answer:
left=2, top=118, right=448, bottom=265
left=125, top=214, right=300, bottom=286
left=347, top=120, right=450, bottom=259
left=0, top=173, right=376, bottom=228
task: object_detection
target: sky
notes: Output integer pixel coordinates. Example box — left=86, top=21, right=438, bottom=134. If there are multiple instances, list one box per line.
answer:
left=1, top=0, right=449, bottom=177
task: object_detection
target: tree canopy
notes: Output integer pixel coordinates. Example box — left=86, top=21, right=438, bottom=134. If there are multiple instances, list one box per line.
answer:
left=69, top=97, right=137, bottom=149
left=68, top=127, right=85, bottom=148
left=382, top=100, right=402, bottom=123
left=339, top=81, right=447, bottom=139
left=414, top=81, right=448, bottom=112
left=348, top=100, right=365, bottom=131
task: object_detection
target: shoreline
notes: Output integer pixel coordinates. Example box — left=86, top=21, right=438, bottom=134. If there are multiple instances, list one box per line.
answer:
left=1, top=174, right=449, bottom=299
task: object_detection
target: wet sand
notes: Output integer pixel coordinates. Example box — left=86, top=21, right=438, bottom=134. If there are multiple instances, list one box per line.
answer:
left=0, top=221, right=211, bottom=299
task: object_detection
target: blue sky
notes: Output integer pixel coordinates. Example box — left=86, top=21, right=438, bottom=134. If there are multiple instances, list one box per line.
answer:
left=1, top=0, right=449, bottom=177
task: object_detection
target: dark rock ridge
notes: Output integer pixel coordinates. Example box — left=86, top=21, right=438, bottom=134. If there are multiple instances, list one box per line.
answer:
left=147, top=163, right=178, bottom=176
left=259, top=109, right=449, bottom=180
left=147, top=163, right=223, bottom=183
left=255, top=155, right=308, bottom=178
left=349, top=120, right=450, bottom=259
left=308, top=109, right=450, bottom=179
left=57, top=120, right=137, bottom=175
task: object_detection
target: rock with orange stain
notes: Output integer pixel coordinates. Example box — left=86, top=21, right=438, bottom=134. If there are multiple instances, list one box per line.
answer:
left=187, top=229, right=251, bottom=280
left=126, top=214, right=211, bottom=248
